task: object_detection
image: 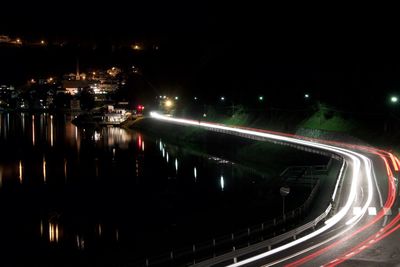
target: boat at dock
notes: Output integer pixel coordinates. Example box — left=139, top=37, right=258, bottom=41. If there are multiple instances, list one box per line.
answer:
left=72, top=104, right=136, bottom=127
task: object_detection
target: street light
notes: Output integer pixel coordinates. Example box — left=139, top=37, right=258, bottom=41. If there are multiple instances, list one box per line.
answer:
left=220, top=96, right=225, bottom=101
left=165, top=100, right=173, bottom=107
left=132, top=44, right=141, bottom=50
left=390, top=96, right=398, bottom=103
left=304, top=93, right=310, bottom=99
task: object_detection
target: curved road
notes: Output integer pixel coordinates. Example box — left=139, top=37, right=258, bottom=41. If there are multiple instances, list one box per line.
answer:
left=149, top=112, right=399, bottom=266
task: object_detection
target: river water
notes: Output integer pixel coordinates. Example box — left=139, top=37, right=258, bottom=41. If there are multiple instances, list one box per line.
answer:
left=0, top=113, right=327, bottom=266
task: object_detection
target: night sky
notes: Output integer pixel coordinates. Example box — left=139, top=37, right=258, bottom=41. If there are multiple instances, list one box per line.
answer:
left=2, top=2, right=400, bottom=110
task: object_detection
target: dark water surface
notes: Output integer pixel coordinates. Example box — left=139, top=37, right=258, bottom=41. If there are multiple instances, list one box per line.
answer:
left=0, top=113, right=326, bottom=266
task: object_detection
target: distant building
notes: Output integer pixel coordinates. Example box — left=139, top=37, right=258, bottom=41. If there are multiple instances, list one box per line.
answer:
left=61, top=64, right=123, bottom=97
left=38, top=77, right=57, bottom=85
left=0, top=84, right=13, bottom=108
left=88, top=68, right=121, bottom=94
left=0, top=84, right=14, bottom=92
left=62, top=80, right=89, bottom=95
left=89, top=81, right=119, bottom=95
left=103, top=102, right=131, bottom=123
left=61, top=59, right=89, bottom=95
left=0, top=84, right=15, bottom=102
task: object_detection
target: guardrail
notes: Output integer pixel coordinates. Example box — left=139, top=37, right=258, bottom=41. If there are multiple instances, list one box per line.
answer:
left=135, top=118, right=346, bottom=267
left=202, top=124, right=341, bottom=161
left=192, top=161, right=345, bottom=267
left=131, top=178, right=325, bottom=267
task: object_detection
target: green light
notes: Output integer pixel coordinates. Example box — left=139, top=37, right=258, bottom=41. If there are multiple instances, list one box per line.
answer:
left=305, top=94, right=310, bottom=98
left=391, top=96, right=398, bottom=103
left=259, top=96, right=263, bottom=101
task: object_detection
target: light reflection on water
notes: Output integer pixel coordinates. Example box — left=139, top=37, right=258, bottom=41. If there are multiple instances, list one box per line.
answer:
left=21, top=113, right=25, bottom=133
left=50, top=115, right=54, bottom=147
left=65, top=120, right=81, bottom=152
left=49, top=222, right=60, bottom=243
left=76, top=235, right=85, bottom=250
left=43, top=156, right=47, bottom=183
left=64, top=158, right=67, bottom=180
left=32, top=114, right=35, bottom=145
left=40, top=220, right=44, bottom=237
left=105, top=127, right=133, bottom=148
left=0, top=112, right=310, bottom=265
left=18, top=160, right=23, bottom=183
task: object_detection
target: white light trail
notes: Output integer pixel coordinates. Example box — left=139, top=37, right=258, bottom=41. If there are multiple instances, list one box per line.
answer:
left=345, top=157, right=373, bottom=225
left=149, top=112, right=374, bottom=266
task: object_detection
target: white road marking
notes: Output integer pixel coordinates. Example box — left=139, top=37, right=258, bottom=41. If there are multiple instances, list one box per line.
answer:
left=368, top=207, right=377, bottom=215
